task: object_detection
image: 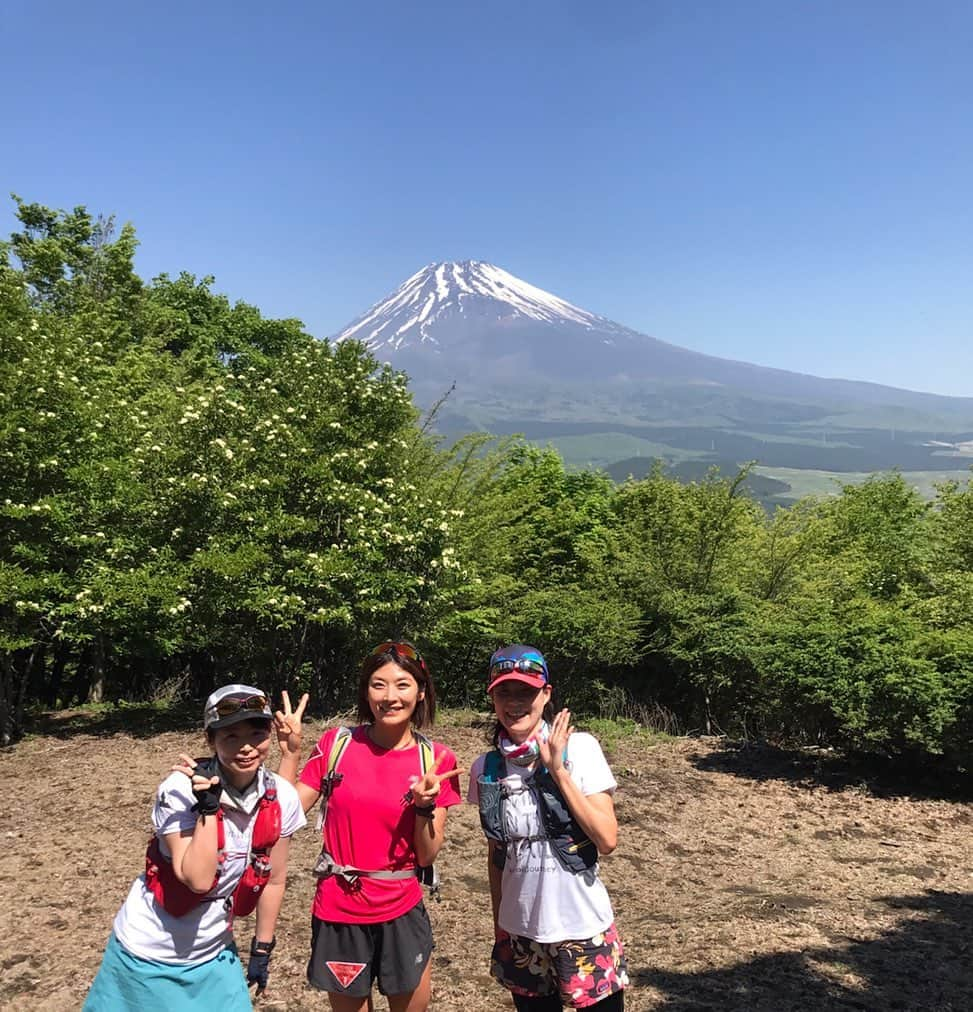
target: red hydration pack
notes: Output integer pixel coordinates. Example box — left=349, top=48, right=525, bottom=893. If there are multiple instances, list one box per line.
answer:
left=145, top=769, right=282, bottom=918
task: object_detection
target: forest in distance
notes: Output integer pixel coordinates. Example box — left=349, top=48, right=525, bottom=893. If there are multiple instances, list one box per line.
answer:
left=434, top=413, right=973, bottom=506
left=2, top=198, right=971, bottom=769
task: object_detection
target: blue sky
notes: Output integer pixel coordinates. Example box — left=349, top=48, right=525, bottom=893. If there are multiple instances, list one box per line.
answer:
left=4, top=0, right=972, bottom=395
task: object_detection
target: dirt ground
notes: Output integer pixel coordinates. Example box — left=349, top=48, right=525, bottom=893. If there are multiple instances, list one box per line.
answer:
left=1, top=711, right=970, bottom=1011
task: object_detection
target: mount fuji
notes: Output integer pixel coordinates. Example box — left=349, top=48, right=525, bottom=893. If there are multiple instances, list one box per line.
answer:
left=334, top=261, right=972, bottom=412
left=336, top=260, right=633, bottom=352
left=335, top=259, right=652, bottom=385
left=333, top=261, right=973, bottom=495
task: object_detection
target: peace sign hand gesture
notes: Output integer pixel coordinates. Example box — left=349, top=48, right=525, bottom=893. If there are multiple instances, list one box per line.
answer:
left=274, top=690, right=308, bottom=760
left=538, top=708, right=574, bottom=775
left=410, top=751, right=465, bottom=809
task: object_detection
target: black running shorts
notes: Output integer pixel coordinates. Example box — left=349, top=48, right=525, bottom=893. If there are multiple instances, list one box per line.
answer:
left=307, top=901, right=433, bottom=997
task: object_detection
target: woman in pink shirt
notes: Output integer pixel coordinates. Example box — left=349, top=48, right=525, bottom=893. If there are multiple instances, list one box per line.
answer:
left=280, top=641, right=462, bottom=1012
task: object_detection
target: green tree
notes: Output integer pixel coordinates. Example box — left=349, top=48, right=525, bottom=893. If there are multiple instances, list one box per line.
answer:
left=612, top=465, right=764, bottom=733
left=0, top=198, right=464, bottom=737
left=424, top=441, right=639, bottom=706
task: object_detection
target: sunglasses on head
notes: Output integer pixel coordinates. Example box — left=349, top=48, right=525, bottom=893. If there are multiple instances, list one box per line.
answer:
left=489, top=658, right=547, bottom=679
left=213, top=694, right=269, bottom=719
left=371, top=640, right=428, bottom=675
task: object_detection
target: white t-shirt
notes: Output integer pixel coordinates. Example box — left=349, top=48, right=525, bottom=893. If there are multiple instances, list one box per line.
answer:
left=467, top=732, right=617, bottom=943
left=113, top=767, right=306, bottom=964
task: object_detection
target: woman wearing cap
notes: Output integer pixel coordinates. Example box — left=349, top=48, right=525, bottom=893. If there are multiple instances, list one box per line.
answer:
left=468, top=645, right=628, bottom=1011
left=279, top=641, right=462, bottom=1012
left=84, top=685, right=308, bottom=1011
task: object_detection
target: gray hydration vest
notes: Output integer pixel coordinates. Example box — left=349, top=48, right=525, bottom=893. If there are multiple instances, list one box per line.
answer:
left=477, top=748, right=598, bottom=874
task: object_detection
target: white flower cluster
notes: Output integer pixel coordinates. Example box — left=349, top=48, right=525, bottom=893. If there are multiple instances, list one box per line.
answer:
left=167, top=597, right=192, bottom=616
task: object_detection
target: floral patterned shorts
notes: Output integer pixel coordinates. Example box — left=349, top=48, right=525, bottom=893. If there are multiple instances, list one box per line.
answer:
left=490, top=922, right=628, bottom=1008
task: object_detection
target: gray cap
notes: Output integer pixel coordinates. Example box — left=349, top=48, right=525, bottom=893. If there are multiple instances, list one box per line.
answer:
left=203, top=683, right=272, bottom=731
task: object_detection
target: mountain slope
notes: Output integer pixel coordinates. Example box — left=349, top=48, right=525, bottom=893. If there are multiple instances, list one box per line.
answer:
left=335, top=261, right=973, bottom=418
left=336, top=260, right=629, bottom=348
left=332, top=263, right=973, bottom=495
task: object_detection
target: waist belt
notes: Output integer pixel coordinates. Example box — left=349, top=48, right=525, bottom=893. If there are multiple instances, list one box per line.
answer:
left=313, top=850, right=416, bottom=886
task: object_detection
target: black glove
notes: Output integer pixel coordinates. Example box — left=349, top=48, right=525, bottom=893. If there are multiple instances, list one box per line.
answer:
left=247, top=935, right=275, bottom=993
left=190, top=756, right=223, bottom=816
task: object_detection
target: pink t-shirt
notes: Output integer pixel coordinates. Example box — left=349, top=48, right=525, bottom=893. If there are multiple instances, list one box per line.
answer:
left=300, top=725, right=461, bottom=924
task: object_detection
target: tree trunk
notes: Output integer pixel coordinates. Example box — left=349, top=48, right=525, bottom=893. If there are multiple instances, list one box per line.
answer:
left=14, top=644, right=44, bottom=737
left=45, top=644, right=70, bottom=707
left=87, top=636, right=105, bottom=704
left=0, top=653, right=13, bottom=745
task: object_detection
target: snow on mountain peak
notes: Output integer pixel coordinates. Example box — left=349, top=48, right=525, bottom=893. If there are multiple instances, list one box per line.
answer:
left=334, top=260, right=618, bottom=350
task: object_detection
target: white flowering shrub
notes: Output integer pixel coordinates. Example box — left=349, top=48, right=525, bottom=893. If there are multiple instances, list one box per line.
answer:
left=0, top=200, right=459, bottom=736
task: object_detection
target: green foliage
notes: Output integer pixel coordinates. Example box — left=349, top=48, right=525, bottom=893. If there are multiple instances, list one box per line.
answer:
left=0, top=197, right=458, bottom=738
left=742, top=476, right=973, bottom=759
left=577, top=716, right=671, bottom=755
left=2, top=196, right=970, bottom=766
left=421, top=440, right=640, bottom=706
left=611, top=465, right=765, bottom=731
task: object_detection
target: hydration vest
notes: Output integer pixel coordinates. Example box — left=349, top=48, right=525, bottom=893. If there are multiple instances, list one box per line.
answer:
left=312, top=726, right=442, bottom=898
left=144, top=759, right=282, bottom=918
left=477, top=748, right=598, bottom=875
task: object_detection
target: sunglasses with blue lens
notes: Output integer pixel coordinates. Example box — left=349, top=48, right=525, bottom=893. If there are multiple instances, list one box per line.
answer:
left=489, top=657, right=547, bottom=679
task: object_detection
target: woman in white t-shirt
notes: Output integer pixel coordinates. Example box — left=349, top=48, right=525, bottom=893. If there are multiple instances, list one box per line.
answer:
left=83, top=684, right=307, bottom=1011
left=468, top=645, right=628, bottom=1012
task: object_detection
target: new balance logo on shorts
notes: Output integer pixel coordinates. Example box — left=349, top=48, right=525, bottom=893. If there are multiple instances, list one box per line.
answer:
left=415, top=953, right=423, bottom=964
left=326, top=961, right=367, bottom=988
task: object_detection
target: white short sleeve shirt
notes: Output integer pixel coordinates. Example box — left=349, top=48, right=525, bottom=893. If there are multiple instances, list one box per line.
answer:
left=113, top=767, right=306, bottom=964
left=468, top=732, right=617, bottom=943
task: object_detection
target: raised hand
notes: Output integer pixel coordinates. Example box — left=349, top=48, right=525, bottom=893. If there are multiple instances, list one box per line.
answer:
left=172, top=753, right=222, bottom=814
left=410, top=751, right=465, bottom=809
left=274, top=690, right=308, bottom=759
left=538, top=708, right=573, bottom=774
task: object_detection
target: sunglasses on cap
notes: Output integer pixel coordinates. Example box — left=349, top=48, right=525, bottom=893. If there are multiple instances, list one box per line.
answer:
left=213, top=694, right=270, bottom=719
left=489, top=657, right=547, bottom=679
left=371, top=640, right=428, bottom=675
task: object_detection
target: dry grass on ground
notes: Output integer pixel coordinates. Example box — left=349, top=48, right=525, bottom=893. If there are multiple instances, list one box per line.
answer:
left=1, top=711, right=970, bottom=1011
